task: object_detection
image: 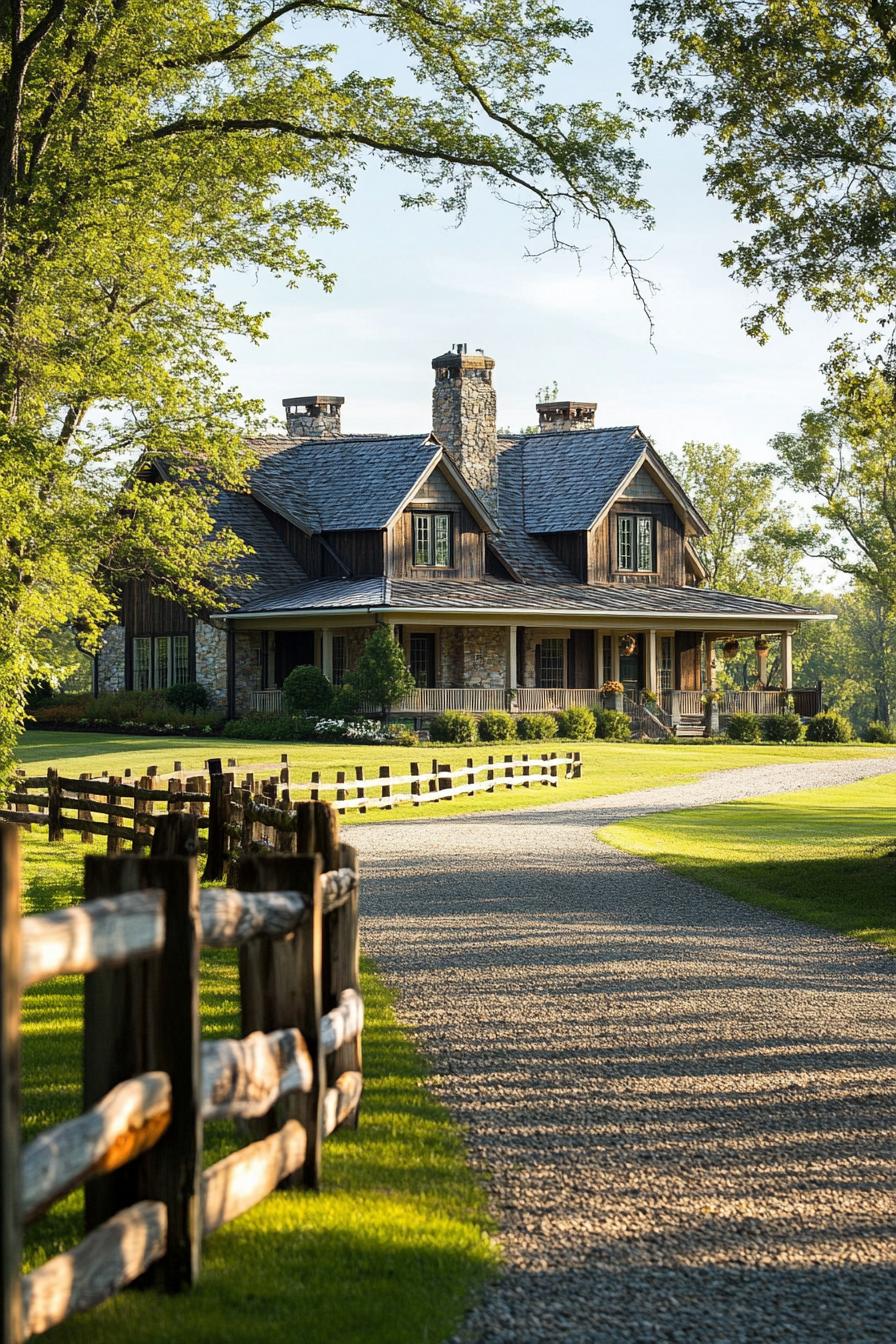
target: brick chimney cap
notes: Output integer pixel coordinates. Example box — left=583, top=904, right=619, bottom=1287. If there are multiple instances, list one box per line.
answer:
left=282, top=394, right=345, bottom=407
left=432, top=348, right=495, bottom=371
left=537, top=400, right=597, bottom=414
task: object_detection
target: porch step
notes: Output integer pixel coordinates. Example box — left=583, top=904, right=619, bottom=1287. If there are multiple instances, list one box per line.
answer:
left=674, top=715, right=706, bottom=739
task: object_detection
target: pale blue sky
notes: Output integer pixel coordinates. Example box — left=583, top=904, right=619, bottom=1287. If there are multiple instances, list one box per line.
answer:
left=218, top=5, right=846, bottom=464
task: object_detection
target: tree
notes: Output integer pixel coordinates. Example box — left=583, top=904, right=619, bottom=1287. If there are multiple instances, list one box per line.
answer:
left=666, top=442, right=806, bottom=600
left=344, top=626, right=416, bottom=720
left=794, top=586, right=895, bottom=728
left=632, top=1, right=896, bottom=338
left=0, top=0, right=654, bottom=781
left=770, top=362, right=896, bottom=610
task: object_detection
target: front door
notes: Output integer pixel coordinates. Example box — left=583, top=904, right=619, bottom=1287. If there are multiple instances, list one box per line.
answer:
left=619, top=640, right=642, bottom=700
left=274, top=630, right=316, bottom=685
left=409, top=633, right=436, bottom=687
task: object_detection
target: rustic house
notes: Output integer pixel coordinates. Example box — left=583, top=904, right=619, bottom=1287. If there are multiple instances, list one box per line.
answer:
left=96, top=345, right=828, bottom=734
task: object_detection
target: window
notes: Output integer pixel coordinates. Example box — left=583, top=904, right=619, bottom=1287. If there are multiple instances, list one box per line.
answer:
left=659, top=636, right=673, bottom=692
left=409, top=633, right=436, bottom=687
left=617, top=514, right=654, bottom=572
left=412, top=512, right=452, bottom=567
left=602, top=634, right=613, bottom=682
left=332, top=635, right=347, bottom=686
left=133, top=637, right=152, bottom=691
left=132, top=634, right=190, bottom=690
left=536, top=638, right=564, bottom=689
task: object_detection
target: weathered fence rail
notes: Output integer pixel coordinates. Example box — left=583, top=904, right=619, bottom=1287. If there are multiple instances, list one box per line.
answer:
left=1, top=752, right=582, bottom=879
left=1, top=800, right=362, bottom=1341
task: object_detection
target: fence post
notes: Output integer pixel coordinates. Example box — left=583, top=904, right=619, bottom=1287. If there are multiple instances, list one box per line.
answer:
left=325, top=839, right=362, bottom=1129
left=437, top=762, right=452, bottom=797
left=504, top=754, right=513, bottom=789
left=487, top=756, right=495, bottom=793
left=379, top=765, right=391, bottom=810
left=46, top=767, right=62, bottom=843
left=202, top=762, right=228, bottom=881
left=310, top=770, right=320, bottom=803
left=355, top=765, right=366, bottom=815
left=410, top=762, right=420, bottom=806
left=234, top=850, right=324, bottom=1191
left=1, top=824, right=22, bottom=1344
left=335, top=771, right=346, bottom=810
left=82, top=817, right=202, bottom=1291
left=429, top=758, right=438, bottom=800
left=575, top=750, right=583, bottom=779
left=78, top=771, right=93, bottom=845
left=466, top=758, right=475, bottom=796
left=280, top=754, right=290, bottom=787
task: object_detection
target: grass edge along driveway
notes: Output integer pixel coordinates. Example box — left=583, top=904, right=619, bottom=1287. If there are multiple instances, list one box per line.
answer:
left=599, top=772, right=896, bottom=952
left=16, top=729, right=896, bottom=827
left=18, top=831, right=499, bottom=1344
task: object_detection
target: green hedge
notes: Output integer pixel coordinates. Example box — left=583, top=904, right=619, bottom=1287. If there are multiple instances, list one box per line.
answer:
left=555, top=706, right=596, bottom=740
left=515, top=713, right=558, bottom=742
left=429, top=710, right=477, bottom=744
left=477, top=711, right=516, bottom=742
left=806, top=710, right=853, bottom=743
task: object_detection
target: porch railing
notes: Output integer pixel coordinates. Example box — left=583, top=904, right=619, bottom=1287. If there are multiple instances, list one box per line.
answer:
left=250, top=684, right=824, bottom=719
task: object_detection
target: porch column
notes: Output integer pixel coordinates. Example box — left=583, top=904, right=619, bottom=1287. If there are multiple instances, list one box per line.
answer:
left=595, top=629, right=604, bottom=686
left=321, top=628, right=333, bottom=682
left=507, top=625, right=518, bottom=689
left=647, top=629, right=658, bottom=692
left=781, top=631, right=793, bottom=691
left=611, top=635, right=621, bottom=681
left=703, top=633, right=717, bottom=689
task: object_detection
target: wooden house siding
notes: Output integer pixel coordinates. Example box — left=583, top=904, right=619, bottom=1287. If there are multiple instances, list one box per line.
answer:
left=675, top=630, right=702, bottom=690
left=539, top=531, right=587, bottom=582
left=389, top=502, right=485, bottom=578
left=321, top=530, right=385, bottom=578
left=121, top=580, right=195, bottom=688
left=588, top=501, right=686, bottom=586
left=257, top=501, right=324, bottom=578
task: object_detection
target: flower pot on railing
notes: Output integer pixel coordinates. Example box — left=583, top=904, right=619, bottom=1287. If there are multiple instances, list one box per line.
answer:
left=600, top=680, right=624, bottom=713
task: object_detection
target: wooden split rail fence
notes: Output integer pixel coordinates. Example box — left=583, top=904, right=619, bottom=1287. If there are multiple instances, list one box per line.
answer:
left=1, top=752, right=582, bottom=880
left=1, top=800, right=362, bottom=1342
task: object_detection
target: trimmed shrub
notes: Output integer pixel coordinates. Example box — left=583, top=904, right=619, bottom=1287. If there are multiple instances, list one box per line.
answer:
left=806, top=710, right=853, bottom=743
left=223, top=712, right=307, bottom=741
left=282, top=664, right=334, bottom=718
left=555, top=705, right=596, bottom=740
left=30, top=689, right=225, bottom=735
left=726, top=712, right=761, bottom=744
left=342, top=625, right=415, bottom=718
left=515, top=712, right=558, bottom=742
left=865, top=720, right=896, bottom=744
left=429, top=709, right=477, bottom=744
left=477, top=710, right=516, bottom=742
left=165, top=680, right=210, bottom=712
left=594, top=708, right=632, bottom=741
left=761, top=711, right=802, bottom=743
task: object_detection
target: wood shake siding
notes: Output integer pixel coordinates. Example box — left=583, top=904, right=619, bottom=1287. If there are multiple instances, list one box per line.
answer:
left=588, top=501, right=686, bottom=586
left=389, top=469, right=486, bottom=578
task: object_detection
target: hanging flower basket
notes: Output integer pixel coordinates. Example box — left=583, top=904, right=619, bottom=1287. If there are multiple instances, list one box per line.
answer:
left=754, top=636, right=770, bottom=653
left=722, top=639, right=740, bottom=660
left=619, top=633, right=637, bottom=656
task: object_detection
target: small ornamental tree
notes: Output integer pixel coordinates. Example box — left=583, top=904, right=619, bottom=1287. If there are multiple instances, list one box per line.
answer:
left=343, top=627, right=415, bottom=721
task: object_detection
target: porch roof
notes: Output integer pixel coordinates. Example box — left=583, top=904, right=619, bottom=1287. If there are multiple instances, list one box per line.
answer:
left=220, top=576, right=826, bottom=622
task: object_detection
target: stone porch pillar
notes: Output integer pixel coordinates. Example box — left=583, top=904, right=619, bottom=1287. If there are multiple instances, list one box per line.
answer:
left=781, top=632, right=793, bottom=691
left=507, top=625, right=518, bottom=689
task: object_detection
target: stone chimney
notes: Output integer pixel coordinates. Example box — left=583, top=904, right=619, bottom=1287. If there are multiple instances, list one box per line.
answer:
left=537, top=400, right=597, bottom=433
left=283, top=394, right=345, bottom=437
left=432, top=344, right=497, bottom=512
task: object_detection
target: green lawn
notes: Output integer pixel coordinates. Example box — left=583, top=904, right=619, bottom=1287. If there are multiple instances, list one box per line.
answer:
left=16, top=729, right=896, bottom=825
left=600, top=773, right=896, bottom=951
left=18, top=831, right=498, bottom=1343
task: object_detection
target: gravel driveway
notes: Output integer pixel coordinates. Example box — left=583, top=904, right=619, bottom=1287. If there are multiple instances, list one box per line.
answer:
left=355, top=757, right=896, bottom=1344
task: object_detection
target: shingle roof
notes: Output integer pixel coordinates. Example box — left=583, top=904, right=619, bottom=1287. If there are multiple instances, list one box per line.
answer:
left=520, top=426, right=646, bottom=532
left=231, top=575, right=822, bottom=620
left=209, top=489, right=307, bottom=599
left=247, top=434, right=437, bottom=532
left=490, top=439, right=580, bottom=583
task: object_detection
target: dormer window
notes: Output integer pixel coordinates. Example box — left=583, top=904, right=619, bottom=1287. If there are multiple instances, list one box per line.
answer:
left=413, top=511, right=453, bottom=567
left=617, top=515, right=654, bottom=572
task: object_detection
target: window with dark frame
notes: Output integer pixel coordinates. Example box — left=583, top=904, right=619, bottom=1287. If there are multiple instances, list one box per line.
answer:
left=332, top=635, right=347, bottom=686
left=616, top=514, right=655, bottom=572
left=536, top=638, right=564, bottom=689
left=659, top=635, right=673, bottom=691
left=412, top=511, right=453, bottom=567
left=131, top=634, right=191, bottom=690
left=409, top=633, right=436, bottom=687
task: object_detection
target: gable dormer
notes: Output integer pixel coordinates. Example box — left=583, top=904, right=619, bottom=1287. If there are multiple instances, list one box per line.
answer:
left=388, top=463, right=489, bottom=578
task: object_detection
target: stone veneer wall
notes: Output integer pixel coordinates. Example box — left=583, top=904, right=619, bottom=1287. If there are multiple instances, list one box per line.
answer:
left=432, top=374, right=498, bottom=513
left=462, top=626, right=507, bottom=688
left=234, top=629, right=262, bottom=714
left=194, top=620, right=229, bottom=706
left=438, top=626, right=464, bottom=686
left=96, top=624, right=126, bottom=694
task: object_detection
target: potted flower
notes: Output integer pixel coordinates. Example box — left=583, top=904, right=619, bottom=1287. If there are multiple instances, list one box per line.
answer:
left=620, top=634, right=637, bottom=656
left=641, top=687, right=658, bottom=705
left=722, top=639, right=740, bottom=660
left=600, top=679, right=625, bottom=712
left=702, top=687, right=722, bottom=735
left=753, top=636, right=770, bottom=653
